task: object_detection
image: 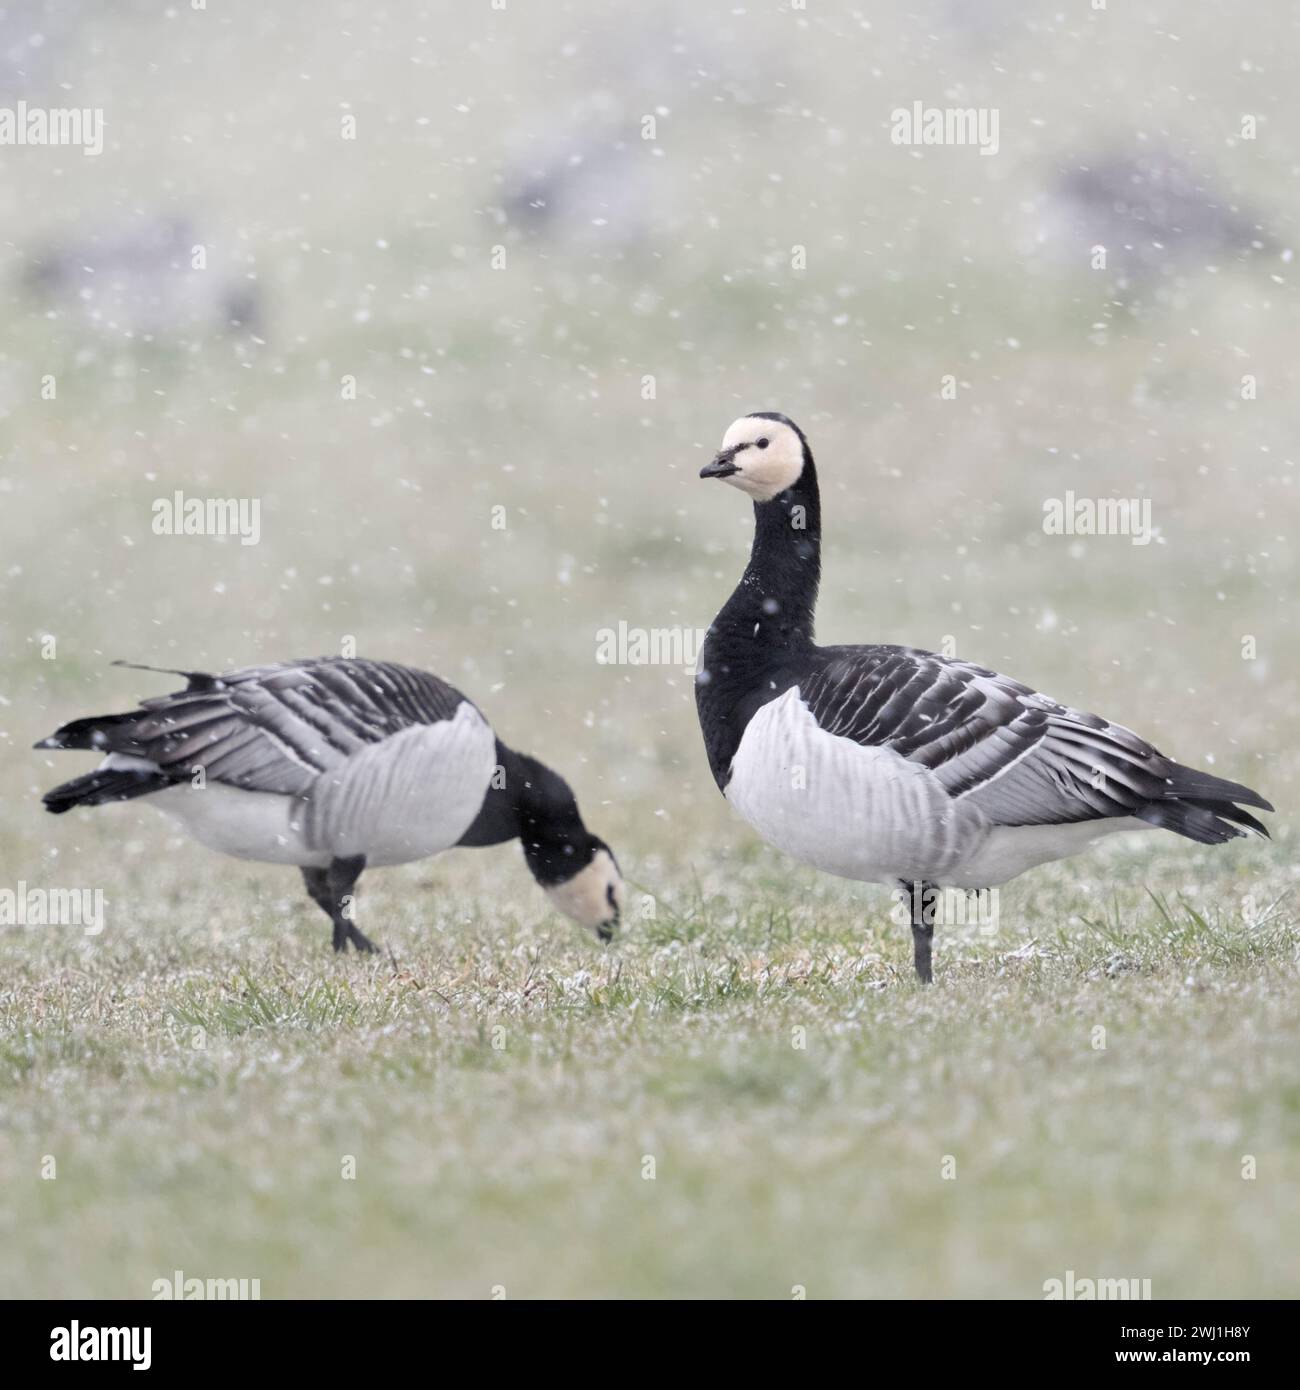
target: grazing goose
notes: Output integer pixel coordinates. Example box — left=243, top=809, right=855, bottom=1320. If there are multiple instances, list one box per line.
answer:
left=35, top=658, right=624, bottom=952
left=21, top=214, right=262, bottom=342
left=1052, top=151, right=1277, bottom=274
left=696, top=413, right=1273, bottom=983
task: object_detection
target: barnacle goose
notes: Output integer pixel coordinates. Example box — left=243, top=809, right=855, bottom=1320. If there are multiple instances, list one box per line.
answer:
left=36, top=658, right=625, bottom=952
left=696, top=412, right=1273, bottom=983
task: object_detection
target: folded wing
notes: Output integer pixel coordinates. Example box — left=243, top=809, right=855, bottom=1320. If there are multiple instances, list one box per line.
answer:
left=800, top=645, right=1271, bottom=844
left=36, top=658, right=470, bottom=797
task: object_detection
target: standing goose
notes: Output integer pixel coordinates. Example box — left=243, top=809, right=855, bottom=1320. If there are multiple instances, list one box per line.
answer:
left=696, top=412, right=1272, bottom=983
left=36, top=657, right=624, bottom=952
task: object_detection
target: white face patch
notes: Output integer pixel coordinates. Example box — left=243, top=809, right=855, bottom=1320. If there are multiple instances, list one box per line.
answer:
left=714, top=416, right=805, bottom=502
left=543, top=848, right=625, bottom=937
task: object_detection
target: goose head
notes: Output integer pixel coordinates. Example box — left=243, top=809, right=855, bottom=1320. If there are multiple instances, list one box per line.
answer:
left=515, top=754, right=625, bottom=940
left=540, top=838, right=626, bottom=942
left=699, top=412, right=809, bottom=502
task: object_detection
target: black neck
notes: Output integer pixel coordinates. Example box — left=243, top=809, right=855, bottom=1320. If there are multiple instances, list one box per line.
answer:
left=695, top=443, right=822, bottom=790
left=456, top=740, right=594, bottom=884
left=709, top=457, right=822, bottom=665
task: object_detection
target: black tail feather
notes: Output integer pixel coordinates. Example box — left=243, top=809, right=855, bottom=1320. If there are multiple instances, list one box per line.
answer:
left=1135, top=800, right=1242, bottom=844
left=1136, top=760, right=1273, bottom=845
left=42, top=767, right=169, bottom=814
left=1161, top=763, right=1273, bottom=812
left=34, top=661, right=222, bottom=754
left=34, top=711, right=139, bottom=752
left=110, top=660, right=224, bottom=693
left=1185, top=798, right=1271, bottom=837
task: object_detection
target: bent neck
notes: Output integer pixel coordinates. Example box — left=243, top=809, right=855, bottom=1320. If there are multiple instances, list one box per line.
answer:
left=711, top=458, right=822, bottom=662
left=457, top=740, right=592, bottom=883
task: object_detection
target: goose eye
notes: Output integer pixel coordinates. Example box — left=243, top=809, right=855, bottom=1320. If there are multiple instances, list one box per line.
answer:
left=756, top=437, right=770, bottom=449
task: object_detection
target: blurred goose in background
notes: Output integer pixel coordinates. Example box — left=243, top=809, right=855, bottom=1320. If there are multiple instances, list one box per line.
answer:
left=36, top=658, right=624, bottom=952
left=501, top=134, right=658, bottom=258
left=1031, top=149, right=1280, bottom=284
left=695, top=412, right=1273, bottom=983
left=494, top=12, right=784, bottom=259
left=22, top=214, right=262, bottom=343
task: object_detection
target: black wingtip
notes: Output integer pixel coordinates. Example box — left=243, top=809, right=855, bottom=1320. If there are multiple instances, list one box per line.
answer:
left=1163, top=763, right=1273, bottom=813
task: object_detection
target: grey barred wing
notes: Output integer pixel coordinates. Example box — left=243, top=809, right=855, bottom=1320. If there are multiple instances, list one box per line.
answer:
left=47, top=658, right=470, bottom=797
left=798, top=646, right=1179, bottom=829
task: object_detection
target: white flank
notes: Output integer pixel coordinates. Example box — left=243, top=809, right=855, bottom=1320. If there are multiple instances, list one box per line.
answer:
left=725, top=688, right=1149, bottom=887
left=949, top=816, right=1149, bottom=889
left=303, top=702, right=497, bottom=865
left=114, top=701, right=498, bottom=869
left=148, top=782, right=319, bottom=865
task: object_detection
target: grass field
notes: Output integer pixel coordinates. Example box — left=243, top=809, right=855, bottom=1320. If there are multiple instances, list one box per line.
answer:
left=1, top=2, right=1298, bottom=1298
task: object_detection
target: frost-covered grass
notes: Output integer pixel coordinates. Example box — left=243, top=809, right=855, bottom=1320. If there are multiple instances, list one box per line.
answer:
left=0, top=845, right=1297, bottom=1299
left=1, top=1, right=1299, bottom=1298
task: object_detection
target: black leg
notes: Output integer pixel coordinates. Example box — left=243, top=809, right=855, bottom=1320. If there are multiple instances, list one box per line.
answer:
left=903, top=878, right=938, bottom=984
left=328, top=855, right=375, bottom=953
left=301, top=856, right=375, bottom=953
left=302, top=867, right=330, bottom=911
